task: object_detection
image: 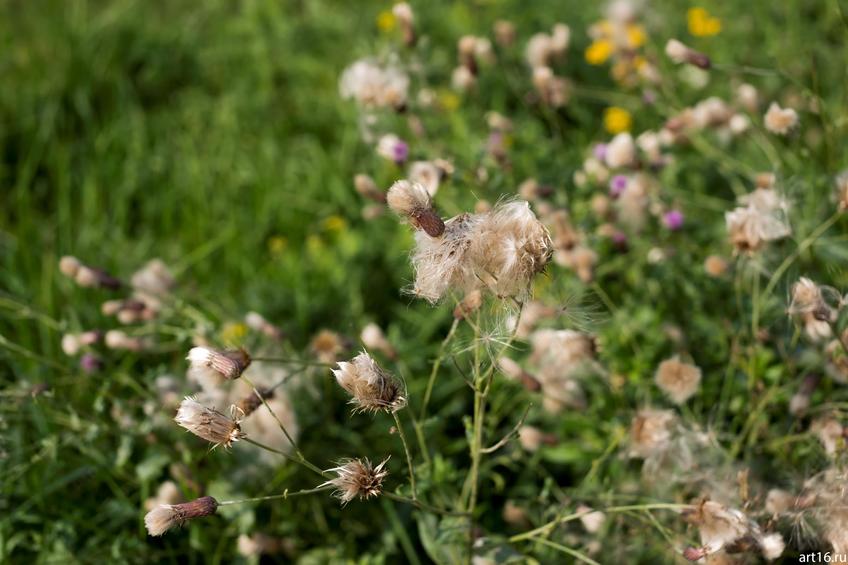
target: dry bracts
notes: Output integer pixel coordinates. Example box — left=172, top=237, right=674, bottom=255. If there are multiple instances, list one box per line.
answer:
left=332, top=352, right=406, bottom=413
left=387, top=180, right=445, bottom=237
left=187, top=347, right=251, bottom=381
left=175, top=396, right=245, bottom=448
left=321, top=457, right=389, bottom=505
left=145, top=496, right=219, bottom=536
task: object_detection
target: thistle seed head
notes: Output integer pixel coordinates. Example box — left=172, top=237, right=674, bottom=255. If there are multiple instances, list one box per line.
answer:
left=175, top=396, right=244, bottom=448
left=144, top=496, right=219, bottom=536
left=322, top=457, right=389, bottom=505
left=332, top=352, right=406, bottom=413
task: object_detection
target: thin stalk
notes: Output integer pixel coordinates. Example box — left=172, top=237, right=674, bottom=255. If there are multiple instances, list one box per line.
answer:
left=251, top=357, right=333, bottom=367
left=218, top=485, right=332, bottom=506
left=392, top=411, right=417, bottom=500
left=530, top=538, right=601, bottom=565
left=761, top=212, right=841, bottom=302
left=241, top=375, right=325, bottom=477
left=383, top=492, right=468, bottom=517
left=243, top=437, right=328, bottom=478
left=420, top=318, right=460, bottom=420
left=509, top=503, right=693, bottom=543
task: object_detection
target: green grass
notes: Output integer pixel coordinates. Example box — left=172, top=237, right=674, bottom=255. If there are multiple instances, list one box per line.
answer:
left=2, top=0, right=848, bottom=562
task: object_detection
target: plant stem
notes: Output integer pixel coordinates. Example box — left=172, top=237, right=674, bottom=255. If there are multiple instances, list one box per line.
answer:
left=392, top=411, right=417, bottom=500
left=243, top=437, right=328, bottom=478
left=382, top=492, right=468, bottom=517
left=241, top=375, right=328, bottom=477
left=218, top=485, right=332, bottom=506
left=761, top=212, right=841, bottom=303
left=419, top=317, right=459, bottom=421
left=251, top=357, right=333, bottom=367
left=508, top=503, right=693, bottom=543
left=530, top=538, right=601, bottom=565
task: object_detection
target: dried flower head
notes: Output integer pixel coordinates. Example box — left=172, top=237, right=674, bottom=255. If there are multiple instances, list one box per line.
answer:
left=725, top=187, right=791, bottom=253
left=788, top=277, right=839, bottom=322
left=322, top=457, right=389, bottom=505
left=469, top=201, right=553, bottom=298
left=665, top=39, right=711, bottom=69
left=655, top=357, right=702, bottom=404
left=604, top=133, right=636, bottom=169
left=453, top=289, right=483, bottom=320
left=175, top=396, right=244, bottom=448
left=311, top=329, right=345, bottom=363
left=187, top=347, right=251, bottom=384
left=764, top=102, right=798, bottom=135
left=387, top=180, right=445, bottom=237
left=836, top=171, right=848, bottom=212
left=339, top=59, right=409, bottom=110
left=628, top=409, right=677, bottom=459
left=333, top=352, right=406, bottom=413
left=684, top=500, right=753, bottom=556
left=131, top=259, right=175, bottom=295
left=408, top=160, right=444, bottom=197
left=360, top=323, right=396, bottom=359
left=704, top=255, right=729, bottom=277
left=58, top=255, right=122, bottom=289
left=354, top=173, right=386, bottom=203
left=410, top=212, right=480, bottom=302
left=144, top=496, right=218, bottom=536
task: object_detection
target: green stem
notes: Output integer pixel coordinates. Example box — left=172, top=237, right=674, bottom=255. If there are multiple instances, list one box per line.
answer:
left=761, top=212, right=841, bottom=303
left=419, top=318, right=460, bottom=421
left=509, top=503, right=692, bottom=543
left=383, top=492, right=468, bottom=517
left=218, top=485, right=332, bottom=506
left=243, top=437, right=328, bottom=478
left=251, top=357, right=333, bottom=367
left=392, top=411, right=417, bottom=500
left=242, top=375, right=327, bottom=477
left=530, top=538, right=600, bottom=565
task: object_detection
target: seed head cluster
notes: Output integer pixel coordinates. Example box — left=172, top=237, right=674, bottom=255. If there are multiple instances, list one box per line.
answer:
left=332, top=352, right=406, bottom=413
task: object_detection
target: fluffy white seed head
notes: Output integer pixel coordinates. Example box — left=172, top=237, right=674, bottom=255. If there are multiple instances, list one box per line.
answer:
left=655, top=357, right=702, bottom=404
left=628, top=409, right=677, bottom=459
left=339, top=59, right=409, bottom=109
left=605, top=133, right=636, bottom=169
left=764, top=102, right=798, bottom=135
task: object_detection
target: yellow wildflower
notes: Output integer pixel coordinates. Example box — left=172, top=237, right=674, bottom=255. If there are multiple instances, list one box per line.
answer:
left=323, top=215, right=347, bottom=233
left=376, top=10, right=396, bottom=33
left=604, top=107, right=632, bottom=134
left=438, top=90, right=460, bottom=111
left=688, top=7, right=721, bottom=37
left=268, top=236, right=287, bottom=255
left=585, top=40, right=613, bottom=65
left=221, top=322, right=248, bottom=345
left=626, top=24, right=647, bottom=48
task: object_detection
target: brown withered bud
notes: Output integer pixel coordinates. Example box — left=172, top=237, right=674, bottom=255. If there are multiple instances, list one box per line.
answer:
left=665, top=39, right=711, bottom=70
left=354, top=174, right=386, bottom=203
left=236, top=388, right=275, bottom=417
left=453, top=290, right=483, bottom=319
left=682, top=547, right=707, bottom=561
left=187, top=347, right=251, bottom=381
left=145, top=496, right=219, bottom=536
left=387, top=180, right=445, bottom=237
